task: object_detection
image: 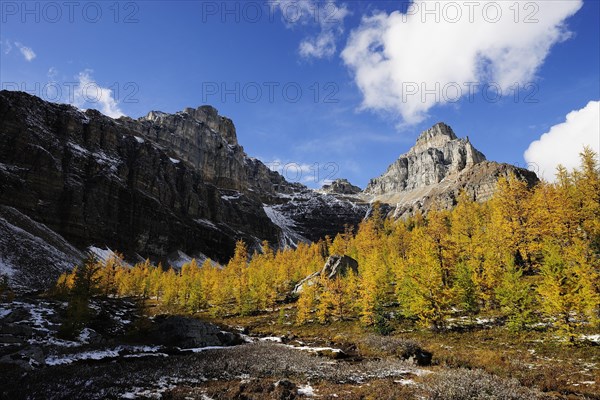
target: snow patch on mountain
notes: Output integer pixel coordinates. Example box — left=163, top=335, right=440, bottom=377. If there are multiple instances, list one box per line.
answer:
left=263, top=205, right=308, bottom=248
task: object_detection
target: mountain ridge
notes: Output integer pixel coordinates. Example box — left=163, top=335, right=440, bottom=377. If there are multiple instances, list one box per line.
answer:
left=0, top=90, right=538, bottom=290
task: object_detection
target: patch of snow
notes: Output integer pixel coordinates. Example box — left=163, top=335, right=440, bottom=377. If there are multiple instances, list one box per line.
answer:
left=221, top=194, right=241, bottom=201
left=169, top=157, right=180, bottom=164
left=0, top=256, right=15, bottom=277
left=263, top=205, right=309, bottom=248
left=195, top=219, right=219, bottom=230
left=68, top=142, right=89, bottom=155
left=394, top=379, right=416, bottom=385
left=0, top=307, right=11, bottom=318
left=133, top=136, right=145, bottom=144
left=260, top=336, right=283, bottom=343
left=78, top=327, right=94, bottom=343
left=46, top=349, right=120, bottom=365
left=581, top=334, right=600, bottom=343
left=298, top=384, right=316, bottom=396
left=284, top=344, right=343, bottom=355
left=88, top=246, right=119, bottom=264
left=45, top=345, right=163, bottom=365
left=178, top=346, right=228, bottom=353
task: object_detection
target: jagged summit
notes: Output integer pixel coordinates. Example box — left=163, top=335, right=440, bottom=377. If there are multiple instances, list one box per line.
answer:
left=417, top=122, right=457, bottom=142
left=321, top=179, right=362, bottom=195
left=363, top=122, right=537, bottom=218
left=365, top=123, right=487, bottom=196
left=410, top=122, right=466, bottom=155
left=143, top=105, right=238, bottom=146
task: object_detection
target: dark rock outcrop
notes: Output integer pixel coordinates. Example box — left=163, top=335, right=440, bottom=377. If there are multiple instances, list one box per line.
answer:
left=0, top=206, right=83, bottom=291
left=148, top=315, right=244, bottom=348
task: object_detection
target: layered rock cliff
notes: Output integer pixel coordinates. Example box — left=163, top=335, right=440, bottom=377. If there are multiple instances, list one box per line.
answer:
left=0, top=91, right=366, bottom=289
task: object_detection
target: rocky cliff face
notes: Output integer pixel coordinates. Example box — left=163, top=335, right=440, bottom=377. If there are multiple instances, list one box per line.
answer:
left=0, top=91, right=280, bottom=269
left=0, top=91, right=366, bottom=289
left=123, top=107, right=293, bottom=198
left=364, top=122, right=538, bottom=218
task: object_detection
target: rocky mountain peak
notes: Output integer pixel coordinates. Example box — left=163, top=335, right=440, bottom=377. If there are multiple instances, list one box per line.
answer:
left=410, top=122, right=459, bottom=155
left=321, top=179, right=362, bottom=195
left=363, top=123, right=537, bottom=218
left=143, top=105, right=238, bottom=146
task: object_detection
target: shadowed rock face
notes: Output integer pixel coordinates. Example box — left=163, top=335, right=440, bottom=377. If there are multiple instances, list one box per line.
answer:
left=293, top=254, right=359, bottom=294
left=0, top=91, right=366, bottom=284
left=0, top=90, right=281, bottom=266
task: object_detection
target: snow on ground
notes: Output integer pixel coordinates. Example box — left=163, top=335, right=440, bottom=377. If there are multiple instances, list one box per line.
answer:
left=45, top=345, right=163, bottom=366
left=297, top=384, right=316, bottom=396
left=120, top=377, right=176, bottom=399
left=178, top=346, right=229, bottom=353
left=0, top=256, right=15, bottom=278
left=134, top=136, right=145, bottom=144
left=88, top=246, right=120, bottom=263
left=284, top=344, right=343, bottom=355
left=259, top=336, right=283, bottom=343
left=581, top=334, right=600, bottom=343
left=0, top=306, right=11, bottom=318
left=169, top=157, right=180, bottom=164
left=262, top=205, right=308, bottom=248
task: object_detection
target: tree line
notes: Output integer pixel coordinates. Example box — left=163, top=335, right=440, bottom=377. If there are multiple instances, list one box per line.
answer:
left=55, top=149, right=600, bottom=342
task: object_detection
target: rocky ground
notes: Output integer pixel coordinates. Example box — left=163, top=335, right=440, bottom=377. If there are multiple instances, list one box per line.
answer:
left=2, top=295, right=594, bottom=399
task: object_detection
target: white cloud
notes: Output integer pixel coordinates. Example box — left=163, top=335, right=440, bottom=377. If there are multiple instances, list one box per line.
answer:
left=47, top=67, right=59, bottom=81
left=14, top=42, right=36, bottom=61
left=271, top=0, right=350, bottom=59
left=72, top=70, right=124, bottom=118
left=524, top=100, right=599, bottom=182
left=341, top=0, right=582, bottom=124
left=300, top=30, right=337, bottom=59
left=1, top=39, right=12, bottom=55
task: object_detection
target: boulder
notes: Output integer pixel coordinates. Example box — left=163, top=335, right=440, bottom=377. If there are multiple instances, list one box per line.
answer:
left=293, top=255, right=359, bottom=294
left=322, top=255, right=359, bottom=280
left=148, top=315, right=244, bottom=349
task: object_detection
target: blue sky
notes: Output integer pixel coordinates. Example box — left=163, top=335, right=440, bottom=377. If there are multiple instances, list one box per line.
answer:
left=1, top=0, right=598, bottom=187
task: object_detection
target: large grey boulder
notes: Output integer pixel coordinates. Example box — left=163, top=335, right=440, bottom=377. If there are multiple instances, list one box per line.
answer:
left=148, top=316, right=244, bottom=349
left=293, top=254, right=359, bottom=294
